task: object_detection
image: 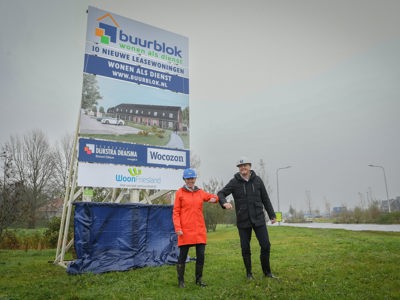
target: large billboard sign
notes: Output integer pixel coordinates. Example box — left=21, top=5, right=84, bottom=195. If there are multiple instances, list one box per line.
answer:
left=77, top=6, right=189, bottom=189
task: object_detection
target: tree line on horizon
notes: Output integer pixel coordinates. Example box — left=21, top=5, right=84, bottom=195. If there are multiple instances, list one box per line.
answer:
left=1, top=129, right=399, bottom=243
left=0, top=130, right=73, bottom=237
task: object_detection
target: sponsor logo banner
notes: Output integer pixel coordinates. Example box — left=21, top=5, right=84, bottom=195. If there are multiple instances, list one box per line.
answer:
left=79, top=138, right=189, bottom=169
left=147, top=147, right=187, bottom=167
left=77, top=163, right=183, bottom=190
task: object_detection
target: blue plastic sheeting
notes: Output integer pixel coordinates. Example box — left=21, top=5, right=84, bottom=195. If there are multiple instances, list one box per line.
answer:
left=67, top=202, right=179, bottom=274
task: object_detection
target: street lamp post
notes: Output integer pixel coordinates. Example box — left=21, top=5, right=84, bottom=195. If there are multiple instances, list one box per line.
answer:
left=276, top=166, right=292, bottom=217
left=368, top=164, right=391, bottom=213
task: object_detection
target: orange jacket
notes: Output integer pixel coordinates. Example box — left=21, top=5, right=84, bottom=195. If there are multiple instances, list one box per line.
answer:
left=173, top=186, right=219, bottom=246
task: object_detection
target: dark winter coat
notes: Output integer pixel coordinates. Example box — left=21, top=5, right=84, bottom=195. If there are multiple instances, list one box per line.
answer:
left=218, top=170, right=276, bottom=228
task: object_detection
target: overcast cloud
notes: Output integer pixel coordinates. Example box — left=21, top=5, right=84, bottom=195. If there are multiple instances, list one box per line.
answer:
left=1, top=0, right=399, bottom=213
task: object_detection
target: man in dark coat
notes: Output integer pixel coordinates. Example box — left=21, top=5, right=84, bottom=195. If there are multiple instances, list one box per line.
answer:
left=218, top=157, right=277, bottom=279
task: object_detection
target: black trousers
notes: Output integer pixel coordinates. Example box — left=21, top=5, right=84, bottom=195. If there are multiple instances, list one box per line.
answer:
left=177, top=243, right=206, bottom=265
left=238, top=223, right=271, bottom=258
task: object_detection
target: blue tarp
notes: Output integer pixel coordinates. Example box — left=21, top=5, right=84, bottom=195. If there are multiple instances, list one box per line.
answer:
left=67, top=202, right=179, bottom=274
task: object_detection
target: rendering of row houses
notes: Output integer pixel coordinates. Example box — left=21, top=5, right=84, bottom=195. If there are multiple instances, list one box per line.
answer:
left=106, top=103, right=186, bottom=131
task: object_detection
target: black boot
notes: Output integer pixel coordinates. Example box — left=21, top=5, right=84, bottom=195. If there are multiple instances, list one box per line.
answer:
left=176, top=264, right=185, bottom=288
left=260, top=252, right=271, bottom=276
left=243, top=256, right=254, bottom=280
left=261, top=252, right=277, bottom=279
left=195, top=264, right=207, bottom=287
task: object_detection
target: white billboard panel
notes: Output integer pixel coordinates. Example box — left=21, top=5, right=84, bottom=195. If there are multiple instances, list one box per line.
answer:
left=77, top=163, right=183, bottom=190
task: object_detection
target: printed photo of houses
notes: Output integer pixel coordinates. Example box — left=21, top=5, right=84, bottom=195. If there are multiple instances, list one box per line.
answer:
left=78, top=74, right=189, bottom=150
left=107, top=103, right=186, bottom=132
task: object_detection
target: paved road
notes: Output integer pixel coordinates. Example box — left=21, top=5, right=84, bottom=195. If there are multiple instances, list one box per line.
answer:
left=79, top=113, right=140, bottom=135
left=277, top=222, right=400, bottom=232
left=166, top=132, right=184, bottom=149
left=80, top=112, right=186, bottom=150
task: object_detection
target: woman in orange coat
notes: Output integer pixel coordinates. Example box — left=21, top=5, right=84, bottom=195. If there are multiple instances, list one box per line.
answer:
left=173, top=168, right=219, bottom=288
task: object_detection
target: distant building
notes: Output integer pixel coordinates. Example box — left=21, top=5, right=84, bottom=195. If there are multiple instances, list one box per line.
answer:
left=107, top=103, right=186, bottom=131
left=392, top=197, right=400, bottom=211
left=332, top=206, right=347, bottom=215
left=383, top=196, right=400, bottom=212
left=380, top=199, right=391, bottom=213
left=37, top=198, right=63, bottom=220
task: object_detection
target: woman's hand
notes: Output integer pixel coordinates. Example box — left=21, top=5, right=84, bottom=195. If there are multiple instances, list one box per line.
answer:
left=208, top=197, right=217, bottom=203
left=176, top=230, right=183, bottom=236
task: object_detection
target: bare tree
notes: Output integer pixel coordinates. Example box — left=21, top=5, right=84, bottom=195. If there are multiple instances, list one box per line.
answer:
left=324, top=196, right=331, bottom=217
left=254, top=159, right=274, bottom=221
left=305, top=190, right=312, bottom=215
left=190, top=152, right=201, bottom=170
left=203, top=177, right=224, bottom=195
left=203, top=177, right=226, bottom=232
left=0, top=144, right=12, bottom=188
left=254, top=159, right=272, bottom=195
left=0, top=145, right=24, bottom=237
left=51, top=133, right=74, bottom=197
left=6, top=130, right=55, bottom=228
left=0, top=184, right=25, bottom=238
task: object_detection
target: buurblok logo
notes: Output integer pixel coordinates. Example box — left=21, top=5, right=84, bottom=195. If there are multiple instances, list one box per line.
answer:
left=95, top=13, right=183, bottom=58
left=95, top=13, right=119, bottom=45
left=84, top=144, right=95, bottom=155
left=115, top=168, right=161, bottom=184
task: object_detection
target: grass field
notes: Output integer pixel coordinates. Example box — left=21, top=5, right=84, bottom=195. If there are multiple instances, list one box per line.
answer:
left=0, top=225, right=399, bottom=299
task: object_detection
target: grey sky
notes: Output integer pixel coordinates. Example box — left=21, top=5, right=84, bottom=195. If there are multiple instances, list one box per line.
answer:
left=1, top=0, right=399, bottom=213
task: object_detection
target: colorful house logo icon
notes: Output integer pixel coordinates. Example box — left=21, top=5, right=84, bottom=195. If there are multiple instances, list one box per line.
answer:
left=95, top=13, right=120, bottom=45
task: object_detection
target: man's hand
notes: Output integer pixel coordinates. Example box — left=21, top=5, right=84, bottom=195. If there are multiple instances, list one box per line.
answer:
left=271, top=218, right=277, bottom=224
left=223, top=203, right=233, bottom=209
left=176, top=230, right=183, bottom=236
